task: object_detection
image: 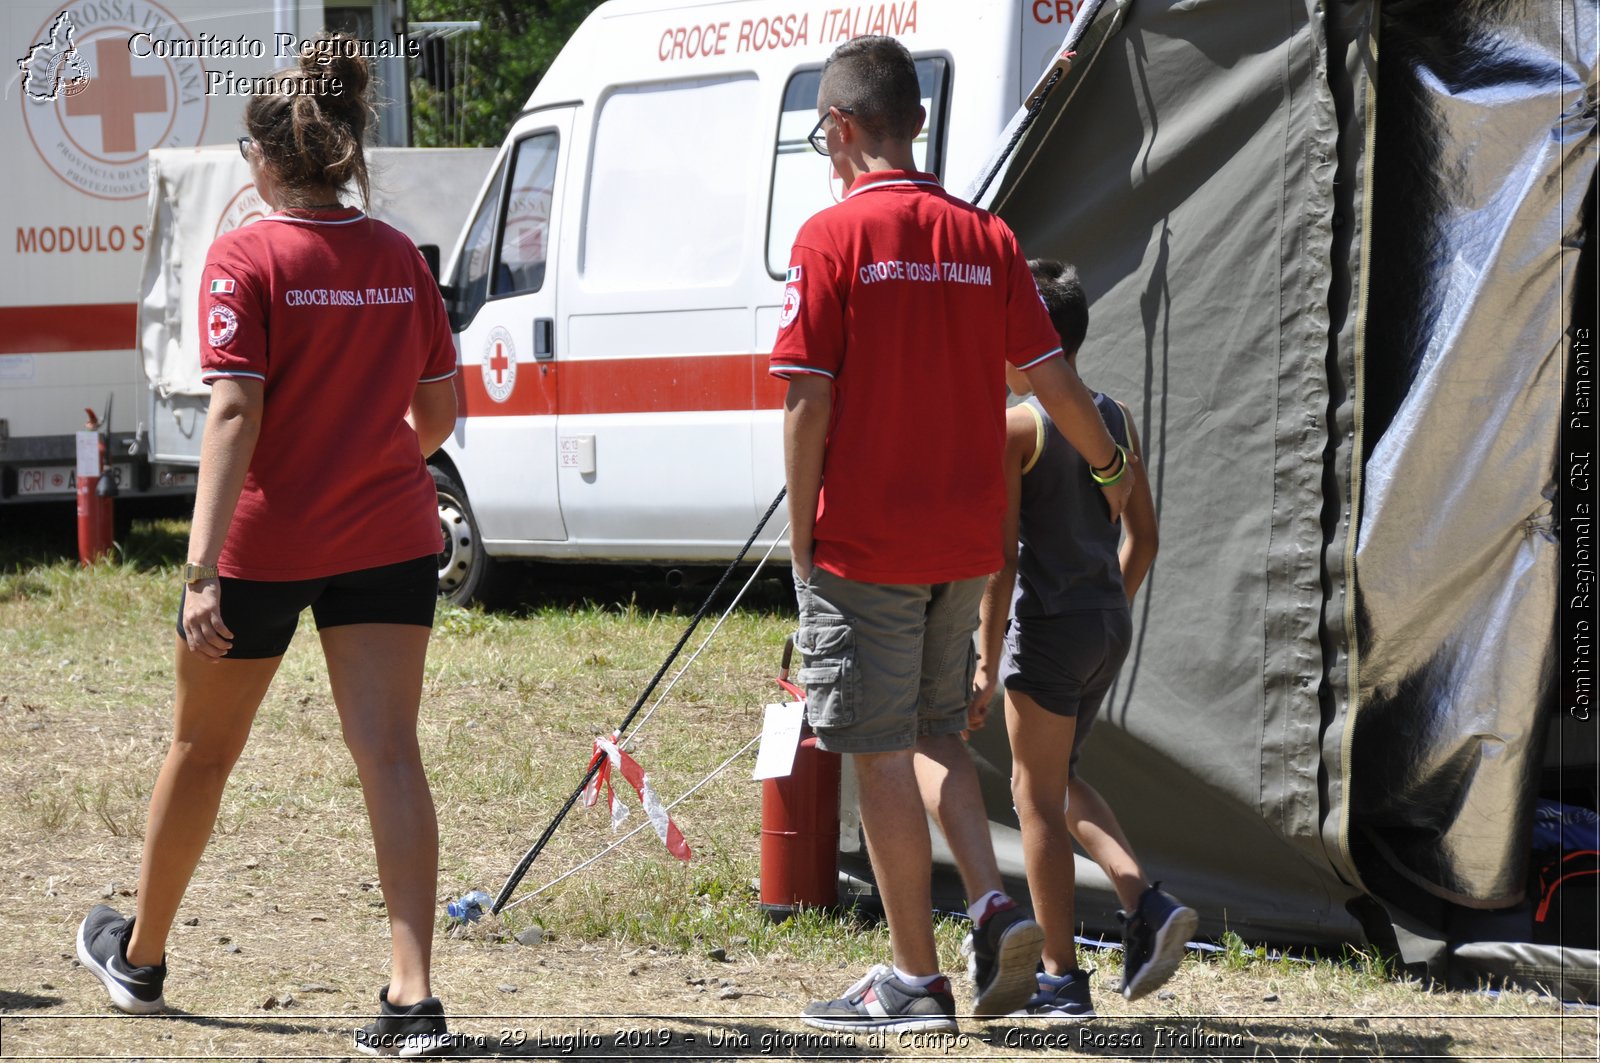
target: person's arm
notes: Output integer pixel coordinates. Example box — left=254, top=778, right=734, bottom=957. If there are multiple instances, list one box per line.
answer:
left=181, top=377, right=264, bottom=660
left=783, top=374, right=832, bottom=582
left=407, top=379, right=458, bottom=457
left=971, top=405, right=1035, bottom=731
left=1117, top=405, right=1159, bottom=601
left=1024, top=356, right=1133, bottom=522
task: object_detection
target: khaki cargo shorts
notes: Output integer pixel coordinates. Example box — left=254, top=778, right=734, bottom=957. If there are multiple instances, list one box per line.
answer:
left=792, top=567, right=986, bottom=754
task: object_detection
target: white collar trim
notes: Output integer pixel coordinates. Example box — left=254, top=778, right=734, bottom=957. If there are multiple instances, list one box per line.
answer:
left=265, top=210, right=366, bottom=226
left=845, top=178, right=941, bottom=199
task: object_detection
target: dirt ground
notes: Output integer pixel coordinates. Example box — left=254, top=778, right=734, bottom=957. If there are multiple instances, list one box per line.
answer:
left=0, top=541, right=1594, bottom=1061
left=3, top=910, right=1595, bottom=1062
left=2, top=670, right=1591, bottom=1062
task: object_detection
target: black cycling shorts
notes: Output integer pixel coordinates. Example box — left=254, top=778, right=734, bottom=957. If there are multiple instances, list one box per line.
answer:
left=176, top=555, right=438, bottom=659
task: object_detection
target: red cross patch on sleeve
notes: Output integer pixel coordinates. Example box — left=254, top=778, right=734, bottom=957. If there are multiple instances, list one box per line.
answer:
left=207, top=304, right=238, bottom=347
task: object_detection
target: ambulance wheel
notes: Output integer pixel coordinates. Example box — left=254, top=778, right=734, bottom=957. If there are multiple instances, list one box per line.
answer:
left=433, top=467, right=496, bottom=607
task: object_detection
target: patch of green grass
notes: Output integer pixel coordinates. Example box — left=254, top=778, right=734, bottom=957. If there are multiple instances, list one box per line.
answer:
left=514, top=853, right=893, bottom=969
left=1340, top=941, right=1401, bottom=987
left=1203, top=929, right=1416, bottom=998
left=1217, top=928, right=1262, bottom=971
left=434, top=601, right=511, bottom=638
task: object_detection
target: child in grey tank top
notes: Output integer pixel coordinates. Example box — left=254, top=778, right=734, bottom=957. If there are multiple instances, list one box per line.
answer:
left=971, top=260, right=1195, bottom=1018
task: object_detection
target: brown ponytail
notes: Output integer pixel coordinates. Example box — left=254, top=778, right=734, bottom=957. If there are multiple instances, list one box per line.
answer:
left=243, top=34, right=373, bottom=206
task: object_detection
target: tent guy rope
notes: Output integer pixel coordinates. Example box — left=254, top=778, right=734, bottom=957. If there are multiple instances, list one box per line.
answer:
left=492, top=486, right=788, bottom=913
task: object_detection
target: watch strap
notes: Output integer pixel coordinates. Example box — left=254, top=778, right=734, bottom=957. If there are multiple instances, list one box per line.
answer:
left=182, top=563, right=219, bottom=584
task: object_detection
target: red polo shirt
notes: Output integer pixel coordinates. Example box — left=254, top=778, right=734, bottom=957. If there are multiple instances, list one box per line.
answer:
left=199, top=208, right=457, bottom=580
left=770, top=171, right=1062, bottom=584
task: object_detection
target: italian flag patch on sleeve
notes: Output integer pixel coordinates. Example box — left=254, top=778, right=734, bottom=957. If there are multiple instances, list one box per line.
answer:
left=785, top=266, right=802, bottom=283
left=210, top=278, right=235, bottom=294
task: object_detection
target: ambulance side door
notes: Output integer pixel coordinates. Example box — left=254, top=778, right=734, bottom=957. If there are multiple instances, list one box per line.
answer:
left=445, top=108, right=573, bottom=544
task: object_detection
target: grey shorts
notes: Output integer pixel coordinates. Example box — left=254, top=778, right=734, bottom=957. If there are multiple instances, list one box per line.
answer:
left=793, top=568, right=986, bottom=754
left=1000, top=606, right=1132, bottom=774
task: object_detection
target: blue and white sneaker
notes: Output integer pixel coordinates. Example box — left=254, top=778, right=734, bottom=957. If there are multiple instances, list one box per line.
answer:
left=1117, top=883, right=1198, bottom=1000
left=1009, top=968, right=1096, bottom=1020
left=801, top=964, right=959, bottom=1033
left=76, top=905, right=166, bottom=1014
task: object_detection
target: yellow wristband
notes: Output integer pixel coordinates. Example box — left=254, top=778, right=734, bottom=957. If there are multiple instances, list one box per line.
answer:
left=1089, top=445, right=1128, bottom=486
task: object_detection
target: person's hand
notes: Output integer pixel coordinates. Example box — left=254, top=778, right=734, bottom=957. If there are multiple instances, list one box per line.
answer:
left=968, top=660, right=998, bottom=732
left=1099, top=453, right=1137, bottom=522
left=180, top=579, right=234, bottom=660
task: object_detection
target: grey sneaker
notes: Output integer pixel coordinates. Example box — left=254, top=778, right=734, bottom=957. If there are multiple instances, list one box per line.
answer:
left=353, top=985, right=454, bottom=1057
left=1118, top=883, right=1197, bottom=1000
left=76, top=905, right=166, bottom=1014
left=961, top=900, right=1046, bottom=1016
left=801, top=964, right=959, bottom=1033
left=1009, top=968, right=1096, bottom=1020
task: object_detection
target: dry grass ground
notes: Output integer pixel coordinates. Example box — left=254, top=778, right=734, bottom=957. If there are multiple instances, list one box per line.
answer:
left=0, top=518, right=1594, bottom=1061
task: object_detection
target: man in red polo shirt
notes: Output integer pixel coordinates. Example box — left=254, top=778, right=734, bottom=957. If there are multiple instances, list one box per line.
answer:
left=772, top=35, right=1134, bottom=1033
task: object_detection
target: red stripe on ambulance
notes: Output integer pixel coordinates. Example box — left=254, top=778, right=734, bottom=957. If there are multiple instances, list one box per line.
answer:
left=456, top=354, right=788, bottom=418
left=0, top=303, right=137, bottom=353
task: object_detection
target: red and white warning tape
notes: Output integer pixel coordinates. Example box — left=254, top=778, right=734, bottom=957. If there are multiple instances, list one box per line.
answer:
left=583, top=734, right=693, bottom=862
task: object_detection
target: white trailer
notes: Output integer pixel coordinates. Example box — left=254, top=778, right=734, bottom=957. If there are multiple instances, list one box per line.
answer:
left=0, top=0, right=413, bottom=525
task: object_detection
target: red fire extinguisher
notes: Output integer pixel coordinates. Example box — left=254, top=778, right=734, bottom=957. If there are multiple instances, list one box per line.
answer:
left=760, top=637, right=842, bottom=918
left=75, top=402, right=115, bottom=565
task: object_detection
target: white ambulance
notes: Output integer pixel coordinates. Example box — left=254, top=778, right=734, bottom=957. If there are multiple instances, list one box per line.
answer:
left=0, top=0, right=412, bottom=528
left=432, top=0, right=1087, bottom=602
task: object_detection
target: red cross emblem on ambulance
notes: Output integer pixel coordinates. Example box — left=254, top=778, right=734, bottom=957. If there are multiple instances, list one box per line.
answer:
left=482, top=326, right=517, bottom=403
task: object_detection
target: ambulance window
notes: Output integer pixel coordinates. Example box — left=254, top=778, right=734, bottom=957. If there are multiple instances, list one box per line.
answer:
left=492, top=133, right=559, bottom=297
left=582, top=75, right=759, bottom=288
left=766, top=58, right=950, bottom=277
left=450, top=156, right=507, bottom=329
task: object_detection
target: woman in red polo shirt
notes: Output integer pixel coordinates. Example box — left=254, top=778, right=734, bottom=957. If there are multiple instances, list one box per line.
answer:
left=76, top=36, right=459, bottom=1056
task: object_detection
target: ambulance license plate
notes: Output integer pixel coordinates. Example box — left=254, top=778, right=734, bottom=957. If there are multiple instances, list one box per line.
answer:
left=16, top=464, right=133, bottom=496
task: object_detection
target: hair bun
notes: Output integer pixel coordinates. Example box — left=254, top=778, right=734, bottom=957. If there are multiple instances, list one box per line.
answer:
left=245, top=31, right=373, bottom=205
left=299, top=33, right=371, bottom=109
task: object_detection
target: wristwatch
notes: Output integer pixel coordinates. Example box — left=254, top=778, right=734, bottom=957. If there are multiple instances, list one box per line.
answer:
left=182, top=563, right=219, bottom=585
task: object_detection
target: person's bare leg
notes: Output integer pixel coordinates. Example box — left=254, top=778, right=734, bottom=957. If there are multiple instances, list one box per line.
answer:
left=913, top=732, right=1004, bottom=902
left=126, top=642, right=279, bottom=967
left=1065, top=777, right=1146, bottom=911
left=1004, top=690, right=1079, bottom=976
left=1068, top=772, right=1194, bottom=1000
left=321, top=623, right=436, bottom=1006
left=854, top=748, right=940, bottom=976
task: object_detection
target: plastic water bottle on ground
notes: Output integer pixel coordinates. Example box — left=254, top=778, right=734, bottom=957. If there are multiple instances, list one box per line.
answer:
left=446, top=890, right=492, bottom=923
